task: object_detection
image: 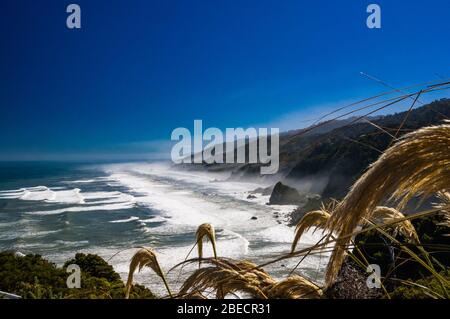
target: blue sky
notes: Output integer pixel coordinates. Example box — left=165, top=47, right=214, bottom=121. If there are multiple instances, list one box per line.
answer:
left=0, top=0, right=449, bottom=160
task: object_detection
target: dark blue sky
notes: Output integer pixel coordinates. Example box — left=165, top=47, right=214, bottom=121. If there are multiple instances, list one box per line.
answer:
left=1, top=0, right=449, bottom=160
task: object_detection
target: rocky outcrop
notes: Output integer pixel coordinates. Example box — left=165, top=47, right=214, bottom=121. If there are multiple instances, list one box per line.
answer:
left=288, top=194, right=322, bottom=225
left=268, top=182, right=302, bottom=205
left=250, top=185, right=274, bottom=196
left=325, top=260, right=382, bottom=299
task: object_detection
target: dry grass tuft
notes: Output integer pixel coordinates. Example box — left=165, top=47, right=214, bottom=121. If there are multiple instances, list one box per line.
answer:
left=179, top=258, right=275, bottom=299
left=266, top=275, right=323, bottom=299
left=125, top=247, right=172, bottom=298
left=371, top=206, right=420, bottom=243
left=180, top=266, right=267, bottom=299
left=435, top=191, right=450, bottom=230
left=218, top=271, right=272, bottom=299
left=291, top=209, right=330, bottom=253
left=325, top=123, right=450, bottom=286
left=179, top=258, right=323, bottom=299
left=235, top=260, right=277, bottom=290
left=196, top=223, right=218, bottom=266
left=179, top=291, right=207, bottom=299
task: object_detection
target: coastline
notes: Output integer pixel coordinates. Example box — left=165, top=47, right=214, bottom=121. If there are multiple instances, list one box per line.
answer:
left=0, top=162, right=328, bottom=296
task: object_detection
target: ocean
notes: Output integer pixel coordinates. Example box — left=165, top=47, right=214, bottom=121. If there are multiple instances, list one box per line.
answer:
left=0, top=161, right=329, bottom=295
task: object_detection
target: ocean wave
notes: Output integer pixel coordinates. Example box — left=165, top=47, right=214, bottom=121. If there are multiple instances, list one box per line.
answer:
left=140, top=216, right=167, bottom=223
left=63, top=179, right=97, bottom=184
left=83, top=192, right=135, bottom=205
left=27, top=202, right=135, bottom=215
left=109, top=216, right=140, bottom=223
left=22, top=229, right=62, bottom=238
left=0, top=186, right=84, bottom=204
left=0, top=185, right=137, bottom=214
left=220, top=229, right=250, bottom=255
left=54, top=240, right=89, bottom=247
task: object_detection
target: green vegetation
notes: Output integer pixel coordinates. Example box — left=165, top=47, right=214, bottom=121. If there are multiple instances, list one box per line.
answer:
left=353, top=214, right=450, bottom=283
left=390, top=271, right=450, bottom=299
left=0, top=252, right=155, bottom=299
left=227, top=98, right=450, bottom=199
left=286, top=99, right=450, bottom=198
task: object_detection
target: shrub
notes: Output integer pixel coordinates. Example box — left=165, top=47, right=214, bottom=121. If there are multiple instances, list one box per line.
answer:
left=0, top=252, right=155, bottom=299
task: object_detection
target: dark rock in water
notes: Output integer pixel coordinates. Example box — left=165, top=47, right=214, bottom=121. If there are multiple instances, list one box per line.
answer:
left=247, top=194, right=257, bottom=199
left=250, top=216, right=258, bottom=220
left=250, top=185, right=274, bottom=196
left=289, top=207, right=306, bottom=226
left=268, top=182, right=302, bottom=205
left=288, top=194, right=322, bottom=226
left=291, top=207, right=315, bottom=226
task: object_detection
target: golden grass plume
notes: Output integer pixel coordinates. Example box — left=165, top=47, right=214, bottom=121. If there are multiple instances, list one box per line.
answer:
left=325, top=122, right=450, bottom=286
left=371, top=206, right=420, bottom=243
left=266, top=275, right=323, bottom=299
left=125, top=247, right=172, bottom=298
left=435, top=191, right=450, bottom=230
left=196, top=223, right=217, bottom=265
left=179, top=258, right=275, bottom=299
left=291, top=209, right=330, bottom=253
left=180, top=266, right=267, bottom=299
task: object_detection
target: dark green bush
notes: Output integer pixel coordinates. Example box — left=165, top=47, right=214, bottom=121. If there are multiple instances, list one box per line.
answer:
left=390, top=271, right=450, bottom=299
left=0, top=252, right=155, bottom=299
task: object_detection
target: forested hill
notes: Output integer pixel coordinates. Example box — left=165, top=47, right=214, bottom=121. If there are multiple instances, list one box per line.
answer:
left=230, top=98, right=450, bottom=199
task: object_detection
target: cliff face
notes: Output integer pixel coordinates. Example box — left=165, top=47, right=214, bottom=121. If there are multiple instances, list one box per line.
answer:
left=284, top=99, right=450, bottom=198
left=203, top=99, right=450, bottom=199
